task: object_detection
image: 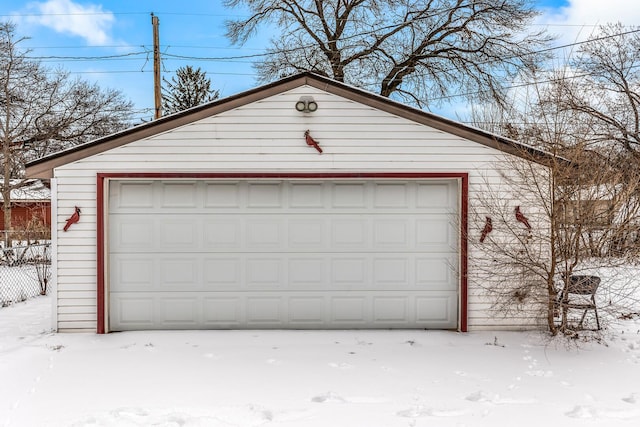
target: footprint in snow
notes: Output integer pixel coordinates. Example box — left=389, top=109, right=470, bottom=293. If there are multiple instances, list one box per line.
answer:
left=565, top=405, right=640, bottom=419
left=311, top=393, right=388, bottom=404
left=397, top=405, right=466, bottom=418
left=600, top=407, right=640, bottom=419
left=627, top=341, right=640, bottom=351
left=465, top=391, right=536, bottom=405
left=110, top=407, right=150, bottom=418
left=328, top=362, right=353, bottom=370
left=525, top=370, right=554, bottom=378
left=465, top=391, right=497, bottom=403
left=565, top=405, right=639, bottom=419
left=311, top=392, right=347, bottom=403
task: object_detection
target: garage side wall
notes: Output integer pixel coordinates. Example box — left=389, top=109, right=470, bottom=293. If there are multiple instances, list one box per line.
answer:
left=53, top=86, right=543, bottom=332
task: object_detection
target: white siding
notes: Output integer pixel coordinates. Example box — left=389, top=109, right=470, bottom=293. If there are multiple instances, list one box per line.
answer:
left=53, top=85, right=542, bottom=331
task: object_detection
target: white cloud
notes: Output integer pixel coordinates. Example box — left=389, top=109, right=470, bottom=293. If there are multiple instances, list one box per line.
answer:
left=24, top=0, right=115, bottom=45
left=538, top=0, right=639, bottom=45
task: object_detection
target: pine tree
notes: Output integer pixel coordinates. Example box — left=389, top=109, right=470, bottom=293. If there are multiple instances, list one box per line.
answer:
left=161, top=66, right=220, bottom=114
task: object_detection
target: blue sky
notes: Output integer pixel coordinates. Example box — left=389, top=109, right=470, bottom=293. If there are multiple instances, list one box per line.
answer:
left=0, top=0, right=632, bottom=121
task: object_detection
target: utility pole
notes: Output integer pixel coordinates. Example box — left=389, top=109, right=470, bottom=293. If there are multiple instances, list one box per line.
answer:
left=151, top=13, right=162, bottom=119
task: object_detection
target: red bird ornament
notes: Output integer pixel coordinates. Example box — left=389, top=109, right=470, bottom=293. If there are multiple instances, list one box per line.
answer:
left=514, top=206, right=531, bottom=230
left=64, top=206, right=81, bottom=232
left=304, top=130, right=323, bottom=153
left=480, top=216, right=493, bottom=243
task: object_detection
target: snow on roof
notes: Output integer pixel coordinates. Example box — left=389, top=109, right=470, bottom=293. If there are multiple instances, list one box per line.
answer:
left=0, top=179, right=50, bottom=202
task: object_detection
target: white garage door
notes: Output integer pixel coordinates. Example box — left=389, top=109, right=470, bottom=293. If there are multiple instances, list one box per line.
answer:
left=108, top=179, right=459, bottom=330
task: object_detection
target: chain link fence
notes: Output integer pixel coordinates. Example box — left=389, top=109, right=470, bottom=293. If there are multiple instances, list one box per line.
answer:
left=0, top=243, right=51, bottom=307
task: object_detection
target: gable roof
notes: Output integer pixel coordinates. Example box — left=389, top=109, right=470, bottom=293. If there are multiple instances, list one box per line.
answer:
left=25, top=72, right=560, bottom=178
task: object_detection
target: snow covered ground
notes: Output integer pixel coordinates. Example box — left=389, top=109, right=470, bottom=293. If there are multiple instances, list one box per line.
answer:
left=2, top=295, right=640, bottom=427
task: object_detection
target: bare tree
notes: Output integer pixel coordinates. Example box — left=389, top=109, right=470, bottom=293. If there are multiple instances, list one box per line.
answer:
left=469, top=72, right=640, bottom=337
left=550, top=23, right=640, bottom=262
left=0, top=22, right=133, bottom=243
left=556, top=23, right=640, bottom=158
left=162, top=65, right=220, bottom=115
left=224, top=0, right=553, bottom=109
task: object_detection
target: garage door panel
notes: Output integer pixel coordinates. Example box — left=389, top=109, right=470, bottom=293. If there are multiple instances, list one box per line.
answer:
left=332, top=183, right=366, bottom=207
left=110, top=181, right=154, bottom=209
left=246, top=219, right=283, bottom=247
left=288, top=257, right=326, bottom=286
left=246, top=297, right=283, bottom=324
left=416, top=216, right=458, bottom=249
left=116, top=254, right=459, bottom=292
left=331, top=257, right=368, bottom=286
left=205, top=182, right=241, bottom=208
left=373, top=219, right=409, bottom=246
left=290, top=182, right=325, bottom=208
left=416, top=293, right=458, bottom=327
left=111, top=218, right=154, bottom=249
left=331, top=219, right=368, bottom=247
left=246, top=258, right=283, bottom=287
left=373, top=258, right=409, bottom=286
left=203, top=297, right=242, bottom=325
left=203, top=219, right=241, bottom=248
left=109, top=291, right=458, bottom=330
left=373, top=297, right=409, bottom=323
left=160, top=258, right=199, bottom=286
left=289, top=296, right=326, bottom=323
left=111, top=215, right=456, bottom=253
left=331, top=296, right=367, bottom=323
left=416, top=255, right=458, bottom=290
left=111, top=215, right=203, bottom=252
left=160, top=182, right=198, bottom=208
left=109, top=179, right=460, bottom=330
left=110, top=294, right=155, bottom=328
left=159, top=297, right=199, bottom=326
left=112, top=255, right=206, bottom=292
left=110, top=254, right=154, bottom=290
left=417, top=182, right=457, bottom=209
left=288, top=219, right=326, bottom=248
left=247, top=183, right=282, bottom=207
left=204, top=258, right=241, bottom=286
left=160, top=220, right=199, bottom=247
left=374, top=183, right=408, bottom=207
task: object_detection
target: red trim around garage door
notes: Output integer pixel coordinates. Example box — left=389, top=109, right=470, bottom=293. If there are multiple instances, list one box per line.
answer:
left=96, top=172, right=469, bottom=333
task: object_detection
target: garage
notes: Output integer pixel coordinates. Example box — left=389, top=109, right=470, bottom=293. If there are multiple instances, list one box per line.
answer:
left=107, top=177, right=460, bottom=330
left=26, top=72, right=557, bottom=332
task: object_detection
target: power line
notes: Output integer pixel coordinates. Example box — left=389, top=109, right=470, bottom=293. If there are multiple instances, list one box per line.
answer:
left=21, top=24, right=640, bottom=67
left=8, top=10, right=640, bottom=106
left=44, top=69, right=255, bottom=76
left=28, top=51, right=147, bottom=61
left=0, top=11, right=247, bottom=18
left=0, top=9, right=622, bottom=27
left=22, top=44, right=264, bottom=51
